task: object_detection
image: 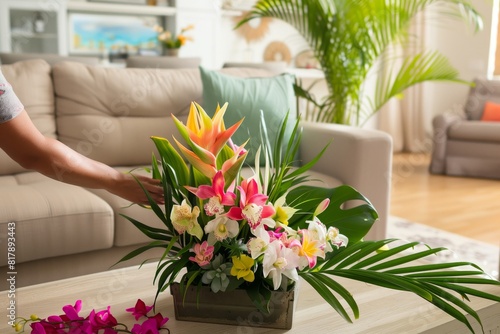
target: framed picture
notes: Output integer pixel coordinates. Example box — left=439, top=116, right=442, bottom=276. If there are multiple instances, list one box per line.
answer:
left=68, top=13, right=160, bottom=55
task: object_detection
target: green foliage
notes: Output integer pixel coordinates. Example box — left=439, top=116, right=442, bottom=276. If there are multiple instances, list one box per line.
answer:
left=300, top=239, right=500, bottom=332
left=238, top=0, right=483, bottom=125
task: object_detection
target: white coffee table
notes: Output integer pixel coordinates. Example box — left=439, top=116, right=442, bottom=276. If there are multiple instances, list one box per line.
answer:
left=1, top=263, right=499, bottom=333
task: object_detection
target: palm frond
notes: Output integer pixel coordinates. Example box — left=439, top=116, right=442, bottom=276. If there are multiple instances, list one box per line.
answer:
left=299, top=239, right=500, bottom=332
left=241, top=0, right=483, bottom=125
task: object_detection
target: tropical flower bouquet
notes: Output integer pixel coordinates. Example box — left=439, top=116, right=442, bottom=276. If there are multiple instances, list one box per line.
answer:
left=120, top=102, right=500, bottom=331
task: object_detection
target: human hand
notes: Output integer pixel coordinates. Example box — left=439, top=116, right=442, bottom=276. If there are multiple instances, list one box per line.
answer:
left=110, top=173, right=165, bottom=205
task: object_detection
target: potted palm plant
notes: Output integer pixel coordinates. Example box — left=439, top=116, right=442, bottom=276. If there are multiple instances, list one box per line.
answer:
left=237, top=0, right=483, bottom=126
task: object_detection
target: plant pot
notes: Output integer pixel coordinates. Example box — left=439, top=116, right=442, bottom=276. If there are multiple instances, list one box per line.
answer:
left=165, top=48, right=179, bottom=57
left=170, top=283, right=297, bottom=329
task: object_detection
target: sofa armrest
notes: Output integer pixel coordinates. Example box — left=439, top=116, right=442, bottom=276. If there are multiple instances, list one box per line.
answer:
left=429, top=112, right=465, bottom=174
left=299, top=121, right=393, bottom=240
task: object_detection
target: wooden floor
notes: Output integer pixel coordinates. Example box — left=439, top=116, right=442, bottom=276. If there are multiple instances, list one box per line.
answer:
left=390, top=153, right=500, bottom=247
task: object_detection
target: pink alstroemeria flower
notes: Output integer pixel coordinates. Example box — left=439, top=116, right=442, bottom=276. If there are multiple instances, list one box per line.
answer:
left=126, top=299, right=154, bottom=321
left=186, top=171, right=236, bottom=216
left=189, top=241, right=215, bottom=266
left=227, top=178, right=275, bottom=229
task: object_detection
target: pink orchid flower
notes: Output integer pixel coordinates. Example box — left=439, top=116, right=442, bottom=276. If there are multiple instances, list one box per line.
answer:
left=126, top=299, right=154, bottom=321
left=186, top=171, right=236, bottom=216
left=62, top=300, right=84, bottom=321
left=131, top=313, right=169, bottom=334
left=227, top=178, right=275, bottom=229
left=88, top=306, right=118, bottom=331
left=189, top=241, right=215, bottom=266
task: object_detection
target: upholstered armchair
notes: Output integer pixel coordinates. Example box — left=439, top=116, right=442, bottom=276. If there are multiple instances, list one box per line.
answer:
left=430, top=78, right=500, bottom=179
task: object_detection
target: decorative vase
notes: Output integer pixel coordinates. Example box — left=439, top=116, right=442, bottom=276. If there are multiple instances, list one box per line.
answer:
left=165, top=48, right=179, bottom=57
left=170, top=283, right=297, bottom=329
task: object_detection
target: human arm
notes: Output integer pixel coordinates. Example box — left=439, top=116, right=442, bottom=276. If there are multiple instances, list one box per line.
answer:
left=0, top=110, right=164, bottom=205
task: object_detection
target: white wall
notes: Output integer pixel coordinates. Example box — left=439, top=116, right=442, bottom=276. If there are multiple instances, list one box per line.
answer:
left=217, top=13, right=309, bottom=69
left=421, top=0, right=497, bottom=133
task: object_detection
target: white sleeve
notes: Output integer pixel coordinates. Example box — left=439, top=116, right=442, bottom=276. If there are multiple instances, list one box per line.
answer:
left=0, top=69, right=24, bottom=124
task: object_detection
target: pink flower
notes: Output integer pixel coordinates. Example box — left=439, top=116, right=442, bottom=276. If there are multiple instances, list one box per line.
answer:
left=227, top=178, right=274, bottom=229
left=31, top=321, right=59, bottom=334
left=126, top=299, right=154, bottom=320
left=88, top=306, right=118, bottom=331
left=62, top=300, right=84, bottom=321
left=25, top=299, right=166, bottom=334
left=186, top=171, right=236, bottom=216
left=131, top=313, right=169, bottom=334
left=189, top=241, right=215, bottom=266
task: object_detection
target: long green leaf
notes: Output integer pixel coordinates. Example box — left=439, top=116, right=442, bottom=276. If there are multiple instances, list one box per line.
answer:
left=383, top=261, right=484, bottom=274
left=116, top=241, right=166, bottom=263
left=300, top=273, right=354, bottom=323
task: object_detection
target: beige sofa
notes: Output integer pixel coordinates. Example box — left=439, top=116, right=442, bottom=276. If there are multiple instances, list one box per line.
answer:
left=430, top=78, right=500, bottom=179
left=0, top=57, right=392, bottom=289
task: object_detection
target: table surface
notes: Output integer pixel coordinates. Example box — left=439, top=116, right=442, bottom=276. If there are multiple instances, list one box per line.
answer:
left=2, top=262, right=499, bottom=334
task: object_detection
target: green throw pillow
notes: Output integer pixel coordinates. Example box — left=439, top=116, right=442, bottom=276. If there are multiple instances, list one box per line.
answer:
left=200, top=66, right=297, bottom=166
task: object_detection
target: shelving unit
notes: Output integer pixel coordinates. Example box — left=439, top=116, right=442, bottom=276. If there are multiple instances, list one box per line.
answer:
left=0, top=0, right=230, bottom=68
left=66, top=1, right=176, bottom=16
left=0, top=0, right=67, bottom=54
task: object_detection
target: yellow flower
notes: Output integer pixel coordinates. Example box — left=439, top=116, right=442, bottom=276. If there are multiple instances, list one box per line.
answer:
left=230, top=255, right=255, bottom=282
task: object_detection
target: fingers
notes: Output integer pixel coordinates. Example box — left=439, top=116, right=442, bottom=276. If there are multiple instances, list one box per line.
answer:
left=127, top=174, right=165, bottom=205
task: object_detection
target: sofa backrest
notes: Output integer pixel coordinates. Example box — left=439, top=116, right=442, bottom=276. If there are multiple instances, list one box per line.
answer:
left=52, top=63, right=275, bottom=167
left=0, top=59, right=279, bottom=174
left=0, top=59, right=56, bottom=175
left=52, top=62, right=203, bottom=167
left=125, top=56, right=201, bottom=69
left=0, top=52, right=100, bottom=66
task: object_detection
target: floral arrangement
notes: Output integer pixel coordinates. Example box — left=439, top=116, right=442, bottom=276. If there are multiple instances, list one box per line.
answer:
left=14, top=299, right=168, bottom=334
left=153, top=24, right=194, bottom=49
left=120, top=102, right=500, bottom=332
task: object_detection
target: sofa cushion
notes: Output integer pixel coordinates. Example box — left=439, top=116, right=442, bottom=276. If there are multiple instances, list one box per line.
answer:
left=0, top=59, right=55, bottom=175
left=464, top=78, right=500, bottom=120
left=448, top=120, right=500, bottom=143
left=481, top=101, right=500, bottom=122
left=53, top=62, right=203, bottom=166
left=0, top=173, right=114, bottom=265
left=200, top=66, right=297, bottom=165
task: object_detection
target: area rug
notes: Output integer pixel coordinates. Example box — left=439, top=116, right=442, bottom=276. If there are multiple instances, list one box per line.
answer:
left=387, top=216, right=499, bottom=280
